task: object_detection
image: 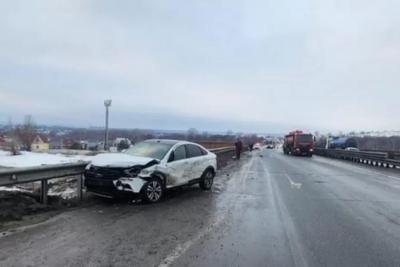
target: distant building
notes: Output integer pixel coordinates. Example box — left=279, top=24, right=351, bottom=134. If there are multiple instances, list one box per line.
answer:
left=49, top=139, right=63, bottom=149
left=31, top=135, right=50, bottom=151
left=62, top=138, right=74, bottom=149
left=78, top=140, right=89, bottom=150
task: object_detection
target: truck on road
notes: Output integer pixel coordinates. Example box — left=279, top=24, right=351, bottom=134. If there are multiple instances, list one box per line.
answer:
left=283, top=130, right=314, bottom=157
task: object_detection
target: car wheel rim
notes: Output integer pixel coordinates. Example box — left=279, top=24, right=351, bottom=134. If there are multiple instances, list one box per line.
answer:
left=204, top=172, right=213, bottom=187
left=147, top=181, right=162, bottom=201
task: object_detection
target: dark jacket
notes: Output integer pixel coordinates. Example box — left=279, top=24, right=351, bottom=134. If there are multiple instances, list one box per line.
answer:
left=235, top=140, right=243, bottom=152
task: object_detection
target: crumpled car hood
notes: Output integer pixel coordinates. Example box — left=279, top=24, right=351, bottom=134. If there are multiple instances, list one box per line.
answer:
left=90, top=153, right=157, bottom=168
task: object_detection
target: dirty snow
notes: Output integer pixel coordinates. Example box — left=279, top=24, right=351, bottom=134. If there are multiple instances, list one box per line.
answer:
left=0, top=186, right=30, bottom=193
left=0, top=150, right=92, bottom=168
left=48, top=187, right=77, bottom=199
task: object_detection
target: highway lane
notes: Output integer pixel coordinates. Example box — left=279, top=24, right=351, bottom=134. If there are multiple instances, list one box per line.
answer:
left=171, top=149, right=400, bottom=267
left=2, top=149, right=400, bottom=266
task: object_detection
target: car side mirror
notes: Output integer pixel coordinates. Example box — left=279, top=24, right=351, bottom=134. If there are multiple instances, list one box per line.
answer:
left=168, top=151, right=175, bottom=163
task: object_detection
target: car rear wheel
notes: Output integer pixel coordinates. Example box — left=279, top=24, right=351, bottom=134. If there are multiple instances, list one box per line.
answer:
left=199, top=169, right=214, bottom=190
left=142, top=178, right=164, bottom=203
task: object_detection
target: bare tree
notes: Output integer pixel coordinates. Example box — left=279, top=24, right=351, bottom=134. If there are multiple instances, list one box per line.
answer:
left=16, top=115, right=37, bottom=151
left=4, top=119, right=20, bottom=155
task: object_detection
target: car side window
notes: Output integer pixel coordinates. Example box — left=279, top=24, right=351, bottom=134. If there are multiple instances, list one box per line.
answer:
left=185, top=144, right=203, bottom=158
left=171, top=145, right=186, bottom=162
left=199, top=147, right=208, bottom=155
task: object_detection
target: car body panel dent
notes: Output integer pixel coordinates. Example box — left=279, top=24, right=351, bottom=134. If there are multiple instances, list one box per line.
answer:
left=113, top=177, right=146, bottom=193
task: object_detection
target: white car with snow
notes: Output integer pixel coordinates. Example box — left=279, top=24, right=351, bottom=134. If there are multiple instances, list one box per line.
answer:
left=84, top=139, right=217, bottom=203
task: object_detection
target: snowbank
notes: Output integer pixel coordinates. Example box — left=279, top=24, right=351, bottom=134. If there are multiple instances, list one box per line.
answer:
left=0, top=186, right=30, bottom=192
left=0, top=151, right=92, bottom=168
left=0, top=150, right=10, bottom=157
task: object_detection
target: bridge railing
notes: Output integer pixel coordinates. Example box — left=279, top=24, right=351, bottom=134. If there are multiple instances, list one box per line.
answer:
left=314, top=148, right=400, bottom=168
left=0, top=162, right=88, bottom=204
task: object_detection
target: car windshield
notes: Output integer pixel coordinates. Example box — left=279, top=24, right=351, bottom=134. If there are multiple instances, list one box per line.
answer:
left=296, top=134, right=313, bottom=142
left=124, top=142, right=173, bottom=160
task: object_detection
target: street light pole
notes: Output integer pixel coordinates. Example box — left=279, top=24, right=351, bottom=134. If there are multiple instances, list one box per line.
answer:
left=104, top=99, right=112, bottom=151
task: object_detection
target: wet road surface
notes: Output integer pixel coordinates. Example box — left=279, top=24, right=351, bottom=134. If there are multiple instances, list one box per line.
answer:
left=2, top=149, right=400, bottom=266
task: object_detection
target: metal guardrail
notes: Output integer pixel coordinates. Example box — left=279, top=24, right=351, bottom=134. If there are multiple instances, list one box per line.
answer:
left=0, top=162, right=88, bottom=204
left=0, top=147, right=236, bottom=204
left=209, top=146, right=235, bottom=154
left=314, top=148, right=400, bottom=168
left=210, top=146, right=236, bottom=169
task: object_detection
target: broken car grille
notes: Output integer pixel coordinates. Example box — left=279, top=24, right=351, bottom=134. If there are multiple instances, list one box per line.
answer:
left=85, top=166, right=126, bottom=180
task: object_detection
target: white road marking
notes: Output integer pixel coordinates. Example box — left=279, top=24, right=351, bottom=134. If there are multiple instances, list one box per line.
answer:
left=284, top=173, right=303, bottom=189
left=260, top=160, right=308, bottom=267
left=158, top=215, right=225, bottom=267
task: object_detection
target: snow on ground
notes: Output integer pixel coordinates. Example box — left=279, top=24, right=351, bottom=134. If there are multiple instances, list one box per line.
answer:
left=0, top=150, right=93, bottom=168
left=0, top=186, right=30, bottom=193
left=0, top=150, right=10, bottom=157
left=48, top=187, right=76, bottom=199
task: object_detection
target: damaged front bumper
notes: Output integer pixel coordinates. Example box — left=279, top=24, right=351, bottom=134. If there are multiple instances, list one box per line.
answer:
left=112, top=177, right=147, bottom=193
left=85, top=176, right=148, bottom=198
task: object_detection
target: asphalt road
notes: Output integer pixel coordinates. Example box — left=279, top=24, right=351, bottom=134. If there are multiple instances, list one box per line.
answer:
left=2, top=149, right=400, bottom=267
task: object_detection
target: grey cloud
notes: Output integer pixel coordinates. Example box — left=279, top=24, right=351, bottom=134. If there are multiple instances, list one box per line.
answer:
left=0, top=0, right=399, bottom=133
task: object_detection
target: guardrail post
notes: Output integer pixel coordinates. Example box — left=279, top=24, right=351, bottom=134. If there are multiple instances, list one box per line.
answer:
left=40, top=179, right=48, bottom=205
left=77, top=174, right=83, bottom=201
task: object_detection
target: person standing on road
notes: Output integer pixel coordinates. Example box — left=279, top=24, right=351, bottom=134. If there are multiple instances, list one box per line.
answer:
left=235, top=138, right=243, bottom=160
left=249, top=143, right=254, bottom=151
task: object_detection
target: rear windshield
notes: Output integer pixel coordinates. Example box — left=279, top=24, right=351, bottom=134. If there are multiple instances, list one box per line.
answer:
left=296, top=134, right=313, bottom=142
left=124, top=142, right=173, bottom=160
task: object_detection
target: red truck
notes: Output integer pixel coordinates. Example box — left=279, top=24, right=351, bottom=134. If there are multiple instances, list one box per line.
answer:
left=283, top=130, right=314, bottom=157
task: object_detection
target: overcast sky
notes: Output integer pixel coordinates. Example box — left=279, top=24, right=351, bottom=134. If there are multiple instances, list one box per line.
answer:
left=0, top=0, right=399, bottom=133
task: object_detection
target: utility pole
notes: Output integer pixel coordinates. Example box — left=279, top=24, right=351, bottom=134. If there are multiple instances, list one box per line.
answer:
left=104, top=99, right=112, bottom=151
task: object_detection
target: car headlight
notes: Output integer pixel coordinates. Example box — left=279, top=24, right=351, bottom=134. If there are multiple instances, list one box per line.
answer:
left=85, top=163, right=92, bottom=170
left=124, top=166, right=142, bottom=177
left=138, top=169, right=152, bottom=177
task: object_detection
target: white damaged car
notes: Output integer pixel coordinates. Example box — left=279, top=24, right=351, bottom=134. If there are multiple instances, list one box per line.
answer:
left=84, top=139, right=217, bottom=203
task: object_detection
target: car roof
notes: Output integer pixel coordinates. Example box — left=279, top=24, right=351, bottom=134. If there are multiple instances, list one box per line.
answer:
left=143, top=139, right=202, bottom=147
left=143, top=139, right=183, bottom=145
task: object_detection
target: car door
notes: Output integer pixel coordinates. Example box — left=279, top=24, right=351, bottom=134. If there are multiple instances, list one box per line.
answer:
left=165, top=145, right=190, bottom=186
left=185, top=144, right=207, bottom=179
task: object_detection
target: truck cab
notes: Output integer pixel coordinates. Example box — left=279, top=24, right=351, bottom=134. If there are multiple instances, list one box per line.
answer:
left=283, top=130, right=314, bottom=157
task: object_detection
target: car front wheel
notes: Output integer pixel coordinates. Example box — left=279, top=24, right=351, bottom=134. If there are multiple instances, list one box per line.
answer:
left=199, top=169, right=214, bottom=190
left=142, top=178, right=164, bottom=203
